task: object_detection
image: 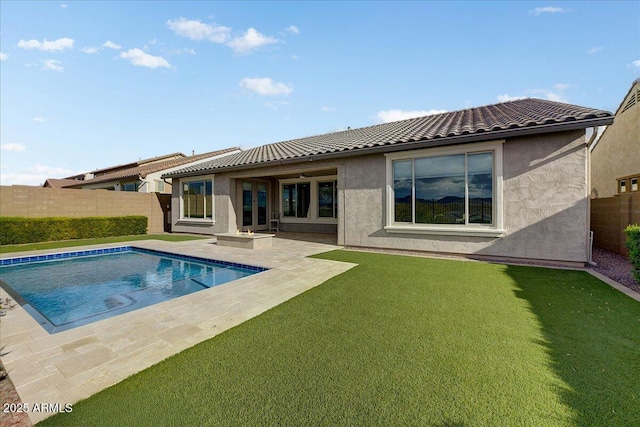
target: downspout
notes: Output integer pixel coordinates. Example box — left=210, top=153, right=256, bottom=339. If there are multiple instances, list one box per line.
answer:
left=586, top=127, right=598, bottom=266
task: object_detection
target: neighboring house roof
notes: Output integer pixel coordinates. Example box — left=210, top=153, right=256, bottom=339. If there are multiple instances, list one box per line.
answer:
left=43, top=178, right=84, bottom=188
left=590, top=78, right=640, bottom=151
left=63, top=147, right=240, bottom=187
left=165, top=98, right=613, bottom=178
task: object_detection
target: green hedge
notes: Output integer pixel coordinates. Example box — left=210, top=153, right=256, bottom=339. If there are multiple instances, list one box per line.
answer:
left=0, top=216, right=147, bottom=245
left=625, top=224, right=640, bottom=283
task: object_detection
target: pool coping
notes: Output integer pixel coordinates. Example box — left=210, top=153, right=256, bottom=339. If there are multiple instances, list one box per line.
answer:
left=0, top=237, right=355, bottom=424
left=1, top=247, right=270, bottom=334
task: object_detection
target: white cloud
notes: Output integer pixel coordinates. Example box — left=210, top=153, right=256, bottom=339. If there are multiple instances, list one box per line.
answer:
left=32, top=117, right=45, bottom=122
left=321, top=106, right=334, bottom=112
left=41, top=59, right=64, bottom=72
left=167, top=47, right=196, bottom=55
left=553, top=83, right=570, bottom=90
left=285, top=25, right=300, bottom=34
left=588, top=46, right=603, bottom=54
left=530, top=6, right=568, bottom=16
left=18, top=37, right=74, bottom=51
left=167, top=17, right=231, bottom=43
left=239, top=77, right=292, bottom=96
left=497, top=94, right=526, bottom=102
left=376, top=109, right=446, bottom=123
left=0, top=52, right=7, bottom=60
left=81, top=46, right=100, bottom=54
left=291, top=54, right=300, bottom=60
left=103, top=40, right=122, bottom=50
left=227, top=28, right=278, bottom=54
left=544, top=91, right=569, bottom=103
left=1, top=143, right=27, bottom=152
left=628, top=60, right=640, bottom=69
left=60, top=3, right=68, bottom=8
left=120, top=48, right=171, bottom=69
left=265, top=101, right=290, bottom=110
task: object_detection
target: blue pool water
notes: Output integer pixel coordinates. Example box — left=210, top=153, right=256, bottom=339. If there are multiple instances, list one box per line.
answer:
left=0, top=247, right=267, bottom=333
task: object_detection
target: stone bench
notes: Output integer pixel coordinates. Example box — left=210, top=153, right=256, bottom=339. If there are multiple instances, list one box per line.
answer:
left=215, top=233, right=275, bottom=250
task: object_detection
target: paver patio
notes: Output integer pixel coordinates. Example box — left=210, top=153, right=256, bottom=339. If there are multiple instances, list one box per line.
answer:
left=0, top=234, right=354, bottom=424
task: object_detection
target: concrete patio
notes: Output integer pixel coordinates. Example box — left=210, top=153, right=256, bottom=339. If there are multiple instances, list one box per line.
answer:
left=0, top=233, right=353, bottom=424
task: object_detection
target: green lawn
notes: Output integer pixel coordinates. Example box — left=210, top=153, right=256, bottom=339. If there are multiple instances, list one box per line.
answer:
left=0, top=234, right=208, bottom=254
left=40, top=250, right=640, bottom=426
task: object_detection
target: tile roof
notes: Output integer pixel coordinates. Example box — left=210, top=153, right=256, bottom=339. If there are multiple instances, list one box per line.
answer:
left=165, top=98, right=612, bottom=177
left=43, top=178, right=84, bottom=188
left=64, top=147, right=240, bottom=187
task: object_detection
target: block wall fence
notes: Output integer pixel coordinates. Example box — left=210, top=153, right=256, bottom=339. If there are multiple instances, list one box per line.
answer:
left=591, top=193, right=640, bottom=256
left=0, top=186, right=168, bottom=234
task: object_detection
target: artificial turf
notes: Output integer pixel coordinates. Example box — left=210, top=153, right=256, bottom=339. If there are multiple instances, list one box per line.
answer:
left=39, top=250, right=640, bottom=426
left=0, top=234, right=207, bottom=254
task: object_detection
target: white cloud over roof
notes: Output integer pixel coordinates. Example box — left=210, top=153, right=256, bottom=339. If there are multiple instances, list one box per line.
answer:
left=376, top=109, right=446, bottom=123
left=497, top=94, right=526, bottom=102
left=239, top=77, right=292, bottom=96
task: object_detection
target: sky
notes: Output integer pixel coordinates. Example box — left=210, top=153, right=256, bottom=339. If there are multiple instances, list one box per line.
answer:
left=1, top=1, right=639, bottom=186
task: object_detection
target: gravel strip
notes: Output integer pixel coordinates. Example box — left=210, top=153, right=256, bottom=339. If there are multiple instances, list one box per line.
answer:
left=590, top=247, right=639, bottom=293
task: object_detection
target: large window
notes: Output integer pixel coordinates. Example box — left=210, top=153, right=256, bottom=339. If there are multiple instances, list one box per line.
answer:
left=280, top=175, right=338, bottom=223
left=122, top=182, right=138, bottom=192
left=283, top=182, right=310, bottom=218
left=386, top=142, right=503, bottom=236
left=181, top=178, right=213, bottom=220
left=318, top=180, right=337, bottom=218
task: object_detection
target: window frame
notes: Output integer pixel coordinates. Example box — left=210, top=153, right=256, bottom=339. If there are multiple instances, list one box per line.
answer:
left=121, top=181, right=138, bottom=192
left=384, top=140, right=505, bottom=237
left=617, top=175, right=639, bottom=194
left=178, top=175, right=215, bottom=223
left=279, top=175, right=338, bottom=224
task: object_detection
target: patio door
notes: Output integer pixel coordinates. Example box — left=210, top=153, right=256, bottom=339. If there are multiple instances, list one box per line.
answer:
left=242, top=181, right=269, bottom=231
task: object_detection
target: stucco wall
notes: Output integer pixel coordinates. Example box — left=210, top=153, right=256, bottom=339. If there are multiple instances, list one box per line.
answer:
left=341, top=130, right=589, bottom=263
left=0, top=185, right=166, bottom=233
left=591, top=84, right=640, bottom=198
left=170, top=159, right=344, bottom=236
left=169, top=130, right=589, bottom=262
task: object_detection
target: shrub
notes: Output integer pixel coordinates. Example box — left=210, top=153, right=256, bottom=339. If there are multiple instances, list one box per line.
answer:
left=624, top=224, right=640, bottom=283
left=0, top=216, right=147, bottom=245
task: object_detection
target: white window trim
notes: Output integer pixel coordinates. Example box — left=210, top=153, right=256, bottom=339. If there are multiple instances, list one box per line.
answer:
left=279, top=175, right=338, bottom=224
left=384, top=140, right=505, bottom=237
left=177, top=175, right=215, bottom=224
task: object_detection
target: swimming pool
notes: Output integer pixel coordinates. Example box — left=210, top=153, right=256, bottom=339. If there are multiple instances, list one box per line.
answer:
left=0, top=247, right=267, bottom=333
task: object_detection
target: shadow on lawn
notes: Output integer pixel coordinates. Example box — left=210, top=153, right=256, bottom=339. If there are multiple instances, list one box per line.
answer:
left=505, top=265, right=640, bottom=427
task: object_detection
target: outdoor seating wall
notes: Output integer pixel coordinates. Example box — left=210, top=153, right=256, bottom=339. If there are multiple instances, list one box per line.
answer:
left=0, top=185, right=166, bottom=233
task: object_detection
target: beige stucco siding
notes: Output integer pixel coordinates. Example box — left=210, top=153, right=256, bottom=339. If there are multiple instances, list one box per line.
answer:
left=170, top=130, right=589, bottom=263
left=591, top=84, right=640, bottom=198
left=340, top=130, right=589, bottom=263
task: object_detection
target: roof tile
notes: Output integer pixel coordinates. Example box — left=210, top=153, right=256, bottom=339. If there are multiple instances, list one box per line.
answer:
left=165, top=98, right=612, bottom=177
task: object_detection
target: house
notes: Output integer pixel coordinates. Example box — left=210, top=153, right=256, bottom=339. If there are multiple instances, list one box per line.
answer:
left=163, top=99, right=613, bottom=264
left=590, top=79, right=640, bottom=198
left=43, top=148, right=240, bottom=193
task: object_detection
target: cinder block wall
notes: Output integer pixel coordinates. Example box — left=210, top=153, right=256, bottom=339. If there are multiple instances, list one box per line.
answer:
left=0, top=186, right=165, bottom=233
left=591, top=193, right=640, bottom=256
